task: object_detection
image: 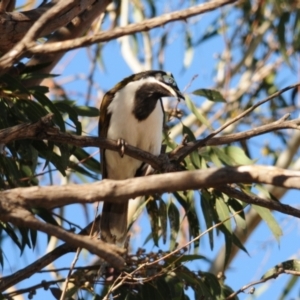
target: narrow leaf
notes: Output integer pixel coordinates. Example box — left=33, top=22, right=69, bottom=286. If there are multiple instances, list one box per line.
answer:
left=185, top=95, right=212, bottom=128
left=192, top=88, right=226, bottom=102
left=168, top=201, right=180, bottom=250
left=253, top=204, right=282, bottom=241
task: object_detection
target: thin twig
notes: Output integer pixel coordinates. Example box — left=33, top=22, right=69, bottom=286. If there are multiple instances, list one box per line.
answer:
left=59, top=247, right=82, bottom=300
left=171, top=82, right=300, bottom=161
left=225, top=267, right=300, bottom=299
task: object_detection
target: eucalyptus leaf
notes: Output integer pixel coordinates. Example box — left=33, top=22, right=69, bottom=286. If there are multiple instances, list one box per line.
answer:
left=253, top=204, right=282, bottom=241
left=185, top=95, right=212, bottom=128
left=215, top=196, right=231, bottom=233
left=263, top=260, right=300, bottom=279
left=192, top=88, right=226, bottom=102
left=168, top=201, right=180, bottom=250
left=146, top=198, right=160, bottom=246
left=200, top=190, right=214, bottom=250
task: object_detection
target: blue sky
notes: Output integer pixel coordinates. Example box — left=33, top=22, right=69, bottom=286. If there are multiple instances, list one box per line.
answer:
left=4, top=1, right=300, bottom=299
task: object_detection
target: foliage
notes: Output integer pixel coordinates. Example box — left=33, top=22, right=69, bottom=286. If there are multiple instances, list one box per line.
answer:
left=1, top=0, right=300, bottom=299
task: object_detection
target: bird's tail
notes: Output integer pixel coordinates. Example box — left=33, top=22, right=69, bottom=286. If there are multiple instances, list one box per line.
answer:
left=100, top=201, right=128, bottom=245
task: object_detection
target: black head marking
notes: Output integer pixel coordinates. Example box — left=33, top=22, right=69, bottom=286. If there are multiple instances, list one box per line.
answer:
left=133, top=82, right=170, bottom=121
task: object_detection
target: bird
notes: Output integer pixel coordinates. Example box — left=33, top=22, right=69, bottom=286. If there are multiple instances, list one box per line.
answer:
left=99, top=70, right=185, bottom=246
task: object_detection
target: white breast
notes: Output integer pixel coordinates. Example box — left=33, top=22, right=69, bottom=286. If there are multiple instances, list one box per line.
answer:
left=105, top=80, right=164, bottom=180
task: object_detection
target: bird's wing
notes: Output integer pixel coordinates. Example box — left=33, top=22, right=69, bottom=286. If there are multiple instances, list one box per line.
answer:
left=99, top=92, right=114, bottom=179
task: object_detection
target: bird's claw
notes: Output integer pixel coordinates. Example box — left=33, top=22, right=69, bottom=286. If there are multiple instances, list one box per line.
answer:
left=117, top=138, right=126, bottom=157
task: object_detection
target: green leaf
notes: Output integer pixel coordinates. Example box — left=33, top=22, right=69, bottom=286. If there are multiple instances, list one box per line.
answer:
left=277, top=12, right=291, bottom=67
left=185, top=95, right=212, bottom=128
left=228, top=198, right=246, bottom=230
left=1, top=222, right=22, bottom=250
left=156, top=278, right=174, bottom=299
left=192, top=88, right=226, bottom=102
left=54, top=101, right=82, bottom=135
left=0, top=74, right=29, bottom=95
left=0, top=249, right=4, bottom=268
left=21, top=73, right=59, bottom=81
left=208, top=148, right=223, bottom=167
left=164, top=274, right=185, bottom=300
left=183, top=30, right=194, bottom=69
left=182, top=124, right=196, bottom=141
left=223, top=228, right=232, bottom=268
left=30, top=229, right=37, bottom=250
left=18, top=227, right=31, bottom=253
left=200, top=190, right=214, bottom=250
left=279, top=272, right=298, bottom=300
left=157, top=197, right=167, bottom=244
left=168, top=201, right=180, bottom=250
left=263, top=259, right=300, bottom=279
left=146, top=198, right=160, bottom=246
left=31, top=208, right=59, bottom=226
left=173, top=191, right=200, bottom=251
left=219, top=283, right=238, bottom=299
left=140, top=282, right=164, bottom=300
left=0, top=156, right=19, bottom=187
left=195, top=17, right=219, bottom=45
left=13, top=99, right=48, bottom=122
left=176, top=267, right=211, bottom=298
left=253, top=204, right=282, bottom=241
left=32, top=91, right=65, bottom=132
left=215, top=196, right=231, bottom=233
left=212, top=147, right=237, bottom=166
left=166, top=254, right=206, bottom=265
left=71, top=147, right=100, bottom=173
left=32, top=141, right=67, bottom=176
left=68, top=162, right=99, bottom=180
left=181, top=125, right=202, bottom=170
left=199, top=272, right=221, bottom=297
left=224, top=145, right=254, bottom=165
left=219, top=226, right=248, bottom=268
left=72, top=105, right=100, bottom=117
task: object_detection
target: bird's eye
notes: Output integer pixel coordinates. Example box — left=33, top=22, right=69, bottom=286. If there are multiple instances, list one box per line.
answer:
left=162, top=74, right=176, bottom=86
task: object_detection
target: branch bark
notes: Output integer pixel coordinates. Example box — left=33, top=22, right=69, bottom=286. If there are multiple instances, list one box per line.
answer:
left=25, top=0, right=238, bottom=56
left=0, top=0, right=97, bottom=54
left=0, top=200, right=125, bottom=269
left=2, top=165, right=300, bottom=209
left=1, top=113, right=300, bottom=172
left=0, top=217, right=101, bottom=292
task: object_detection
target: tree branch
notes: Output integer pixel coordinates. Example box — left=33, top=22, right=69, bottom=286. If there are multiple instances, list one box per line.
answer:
left=225, top=266, right=299, bottom=300
left=0, top=0, right=97, bottom=55
left=26, top=0, right=238, bottom=56
left=0, top=201, right=125, bottom=269
left=23, top=0, right=111, bottom=87
left=2, top=165, right=300, bottom=209
left=0, top=216, right=101, bottom=292
left=171, top=82, right=300, bottom=161
left=217, top=185, right=300, bottom=219
left=1, top=113, right=300, bottom=172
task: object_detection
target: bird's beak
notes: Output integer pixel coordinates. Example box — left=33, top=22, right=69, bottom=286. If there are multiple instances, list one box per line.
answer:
left=174, top=89, right=185, bottom=101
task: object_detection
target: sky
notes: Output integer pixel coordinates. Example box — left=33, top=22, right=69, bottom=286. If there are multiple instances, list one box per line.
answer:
left=3, top=1, right=300, bottom=300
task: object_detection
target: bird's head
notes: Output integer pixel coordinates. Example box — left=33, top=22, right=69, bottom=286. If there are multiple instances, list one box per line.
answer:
left=101, top=70, right=185, bottom=122
left=113, top=70, right=185, bottom=101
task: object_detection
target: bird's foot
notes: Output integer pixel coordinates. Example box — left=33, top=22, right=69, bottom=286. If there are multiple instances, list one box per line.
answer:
left=117, top=138, right=127, bottom=158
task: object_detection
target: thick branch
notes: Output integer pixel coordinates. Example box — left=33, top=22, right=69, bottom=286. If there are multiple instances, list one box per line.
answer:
left=1, top=114, right=300, bottom=172
left=0, top=202, right=125, bottom=269
left=0, top=217, right=101, bottom=292
left=23, top=0, right=111, bottom=87
left=0, top=0, right=97, bottom=54
left=2, top=165, right=300, bottom=210
left=26, top=0, right=237, bottom=56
